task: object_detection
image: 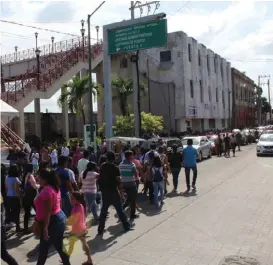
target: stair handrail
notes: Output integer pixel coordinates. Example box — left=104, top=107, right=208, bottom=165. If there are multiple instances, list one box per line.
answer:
left=39, top=42, right=103, bottom=78
left=2, top=51, right=64, bottom=94
left=1, top=121, right=26, bottom=146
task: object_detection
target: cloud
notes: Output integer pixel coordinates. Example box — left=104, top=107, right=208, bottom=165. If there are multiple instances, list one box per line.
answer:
left=35, top=1, right=75, bottom=23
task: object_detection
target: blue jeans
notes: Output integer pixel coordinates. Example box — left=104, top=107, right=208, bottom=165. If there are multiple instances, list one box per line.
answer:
left=37, top=211, right=70, bottom=265
left=171, top=168, right=181, bottom=190
left=84, top=192, right=99, bottom=220
left=61, top=193, right=72, bottom=217
left=185, top=166, right=197, bottom=188
left=153, top=181, right=164, bottom=206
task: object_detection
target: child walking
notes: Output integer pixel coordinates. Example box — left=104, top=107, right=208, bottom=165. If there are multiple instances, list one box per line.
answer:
left=62, top=192, right=93, bottom=265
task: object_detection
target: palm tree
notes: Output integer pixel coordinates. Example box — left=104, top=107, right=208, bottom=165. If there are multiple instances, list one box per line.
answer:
left=57, top=75, right=101, bottom=124
left=111, top=77, right=147, bottom=116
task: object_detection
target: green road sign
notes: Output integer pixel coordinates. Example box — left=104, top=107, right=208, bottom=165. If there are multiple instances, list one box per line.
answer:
left=108, top=19, right=167, bottom=54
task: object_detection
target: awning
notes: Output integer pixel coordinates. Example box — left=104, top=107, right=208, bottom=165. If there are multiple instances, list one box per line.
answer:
left=0, top=99, right=19, bottom=124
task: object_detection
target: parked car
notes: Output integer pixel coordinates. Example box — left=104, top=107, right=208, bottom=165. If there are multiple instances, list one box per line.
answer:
left=141, top=137, right=183, bottom=153
left=232, top=129, right=248, bottom=145
left=182, top=136, right=212, bottom=161
left=256, top=133, right=273, bottom=156
left=242, top=129, right=255, bottom=143
left=207, top=134, right=218, bottom=155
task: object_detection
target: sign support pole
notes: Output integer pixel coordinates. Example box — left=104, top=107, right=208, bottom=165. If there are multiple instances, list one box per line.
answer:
left=103, top=26, right=113, bottom=139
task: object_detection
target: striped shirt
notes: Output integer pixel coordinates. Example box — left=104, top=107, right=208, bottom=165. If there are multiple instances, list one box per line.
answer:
left=119, top=159, right=136, bottom=183
left=81, top=171, right=98, bottom=194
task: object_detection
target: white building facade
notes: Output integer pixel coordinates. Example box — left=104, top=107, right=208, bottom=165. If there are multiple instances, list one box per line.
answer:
left=137, top=31, right=232, bottom=132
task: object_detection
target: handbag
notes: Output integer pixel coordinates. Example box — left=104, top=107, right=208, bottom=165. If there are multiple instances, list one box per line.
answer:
left=33, top=219, right=43, bottom=237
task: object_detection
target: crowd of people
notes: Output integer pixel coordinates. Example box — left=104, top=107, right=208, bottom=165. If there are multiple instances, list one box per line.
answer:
left=1, top=139, right=199, bottom=265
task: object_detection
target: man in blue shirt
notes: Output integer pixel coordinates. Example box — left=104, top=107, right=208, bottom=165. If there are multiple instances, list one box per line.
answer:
left=183, top=139, right=198, bottom=192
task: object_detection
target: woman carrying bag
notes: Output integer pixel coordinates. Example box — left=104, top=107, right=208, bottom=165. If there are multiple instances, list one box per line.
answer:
left=33, top=169, right=71, bottom=265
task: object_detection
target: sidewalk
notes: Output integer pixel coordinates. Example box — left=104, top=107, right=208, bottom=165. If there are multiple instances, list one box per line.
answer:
left=8, top=145, right=273, bottom=265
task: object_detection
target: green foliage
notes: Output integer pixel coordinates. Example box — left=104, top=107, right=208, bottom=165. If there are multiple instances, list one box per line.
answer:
left=57, top=75, right=101, bottom=124
left=261, top=97, right=272, bottom=113
left=112, top=76, right=147, bottom=116
left=141, top=112, right=164, bottom=132
left=112, top=112, right=163, bottom=136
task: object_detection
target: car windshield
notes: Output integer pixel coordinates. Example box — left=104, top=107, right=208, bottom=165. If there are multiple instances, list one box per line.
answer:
left=259, top=135, right=273, bottom=142
left=182, top=138, right=200, bottom=146
left=166, top=139, right=182, bottom=147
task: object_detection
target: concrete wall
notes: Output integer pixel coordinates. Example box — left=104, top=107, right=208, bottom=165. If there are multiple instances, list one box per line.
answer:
left=104, top=31, right=232, bottom=132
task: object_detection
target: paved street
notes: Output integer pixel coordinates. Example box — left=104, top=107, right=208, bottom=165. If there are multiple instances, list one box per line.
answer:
left=6, top=145, right=273, bottom=265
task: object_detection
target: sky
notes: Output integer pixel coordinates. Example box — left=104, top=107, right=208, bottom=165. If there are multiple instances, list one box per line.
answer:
left=1, top=0, right=273, bottom=113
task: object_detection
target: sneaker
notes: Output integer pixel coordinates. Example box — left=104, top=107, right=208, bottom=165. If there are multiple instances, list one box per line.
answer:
left=124, top=223, right=135, bottom=232
left=5, top=222, right=15, bottom=229
left=192, top=185, right=196, bottom=190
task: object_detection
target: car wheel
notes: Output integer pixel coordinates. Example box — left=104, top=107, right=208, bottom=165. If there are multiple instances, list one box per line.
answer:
left=208, top=150, right=212, bottom=158
left=198, top=152, right=202, bottom=162
left=257, top=153, right=261, bottom=157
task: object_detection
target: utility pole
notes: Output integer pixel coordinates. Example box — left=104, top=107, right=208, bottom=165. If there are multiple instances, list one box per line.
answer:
left=129, top=1, right=160, bottom=137
left=258, top=75, right=270, bottom=125
left=268, top=77, right=272, bottom=122
left=147, top=58, right=151, bottom=113
left=258, top=76, right=262, bottom=125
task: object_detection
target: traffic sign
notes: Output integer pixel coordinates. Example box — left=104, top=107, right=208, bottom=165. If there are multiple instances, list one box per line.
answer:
left=83, top=124, right=97, bottom=152
left=108, top=19, right=167, bottom=54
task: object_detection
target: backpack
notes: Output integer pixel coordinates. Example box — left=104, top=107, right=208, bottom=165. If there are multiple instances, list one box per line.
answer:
left=152, top=167, right=163, bottom=182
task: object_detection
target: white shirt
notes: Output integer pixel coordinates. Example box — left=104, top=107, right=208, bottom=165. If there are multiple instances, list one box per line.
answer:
left=61, top=146, right=70, bottom=157
left=51, top=149, right=58, bottom=165
left=77, top=158, right=89, bottom=176
left=144, top=150, right=160, bottom=162
left=66, top=168, right=76, bottom=184
left=31, top=153, right=39, bottom=165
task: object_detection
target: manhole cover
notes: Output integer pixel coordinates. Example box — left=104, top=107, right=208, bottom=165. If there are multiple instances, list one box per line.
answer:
left=219, top=255, right=261, bottom=265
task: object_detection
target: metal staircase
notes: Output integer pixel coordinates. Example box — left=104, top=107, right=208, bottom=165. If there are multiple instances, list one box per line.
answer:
left=1, top=38, right=103, bottom=109
left=1, top=121, right=25, bottom=147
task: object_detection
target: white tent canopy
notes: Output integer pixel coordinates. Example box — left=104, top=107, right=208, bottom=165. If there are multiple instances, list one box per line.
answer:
left=0, top=99, right=19, bottom=124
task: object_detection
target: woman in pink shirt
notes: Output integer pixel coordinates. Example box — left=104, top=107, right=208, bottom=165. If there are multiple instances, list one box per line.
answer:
left=34, top=169, right=71, bottom=265
left=72, top=146, right=82, bottom=168
left=64, top=192, right=93, bottom=265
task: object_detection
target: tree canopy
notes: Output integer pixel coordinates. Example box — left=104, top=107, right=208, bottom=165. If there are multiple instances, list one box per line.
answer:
left=57, top=75, right=101, bottom=124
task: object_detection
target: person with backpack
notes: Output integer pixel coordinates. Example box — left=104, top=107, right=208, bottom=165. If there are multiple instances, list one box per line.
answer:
left=168, top=144, right=183, bottom=192
left=151, top=156, right=165, bottom=208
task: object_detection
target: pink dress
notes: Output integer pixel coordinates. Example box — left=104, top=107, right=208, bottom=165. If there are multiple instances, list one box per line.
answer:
left=34, top=186, right=62, bottom=222
left=70, top=203, right=86, bottom=235
left=132, top=159, right=141, bottom=181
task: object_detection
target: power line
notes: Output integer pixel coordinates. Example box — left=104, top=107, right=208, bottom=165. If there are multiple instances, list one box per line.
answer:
left=0, top=19, right=79, bottom=37
left=169, top=1, right=192, bottom=17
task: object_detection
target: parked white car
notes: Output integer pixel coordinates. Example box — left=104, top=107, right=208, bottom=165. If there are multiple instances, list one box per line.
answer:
left=182, top=136, right=212, bottom=161
left=256, top=134, right=273, bottom=156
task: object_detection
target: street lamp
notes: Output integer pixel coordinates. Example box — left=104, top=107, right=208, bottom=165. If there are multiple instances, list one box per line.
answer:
left=51, top=36, right=55, bottom=53
left=35, top=32, right=38, bottom=49
left=95, top=25, right=99, bottom=45
left=35, top=49, right=41, bottom=90
left=14, top=46, right=18, bottom=61
left=80, top=19, right=85, bottom=58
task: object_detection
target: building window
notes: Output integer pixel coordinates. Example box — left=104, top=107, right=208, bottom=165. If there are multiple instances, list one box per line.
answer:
left=200, top=80, right=203, bottom=102
left=245, top=89, right=248, bottom=102
left=189, top=105, right=197, bottom=117
left=241, top=86, right=243, bottom=100
left=188, top=43, right=191, bottom=62
left=120, top=57, right=128, bottom=68
left=198, top=49, right=201, bottom=66
left=160, top=50, right=171, bottom=62
left=208, top=86, right=211, bottom=102
left=209, top=119, right=216, bottom=129
left=221, top=119, right=225, bottom=128
left=236, top=85, right=239, bottom=99
left=221, top=63, right=223, bottom=78
left=190, top=80, right=194, bottom=98
left=214, top=56, right=217, bottom=73
left=205, top=104, right=209, bottom=109
left=207, top=54, right=210, bottom=75
left=216, top=87, right=218, bottom=102
left=222, top=90, right=225, bottom=108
